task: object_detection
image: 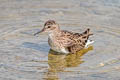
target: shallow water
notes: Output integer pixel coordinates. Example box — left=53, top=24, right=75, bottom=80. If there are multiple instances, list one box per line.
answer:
left=0, top=0, right=120, bottom=80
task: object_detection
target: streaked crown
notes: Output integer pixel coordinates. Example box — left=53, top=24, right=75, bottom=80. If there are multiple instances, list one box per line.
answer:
left=44, top=20, right=56, bottom=26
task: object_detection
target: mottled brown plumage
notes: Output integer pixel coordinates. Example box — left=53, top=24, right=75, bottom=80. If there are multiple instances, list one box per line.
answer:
left=34, top=20, right=94, bottom=54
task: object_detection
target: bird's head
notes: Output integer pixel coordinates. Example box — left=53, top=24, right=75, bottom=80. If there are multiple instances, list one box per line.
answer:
left=34, top=20, right=60, bottom=35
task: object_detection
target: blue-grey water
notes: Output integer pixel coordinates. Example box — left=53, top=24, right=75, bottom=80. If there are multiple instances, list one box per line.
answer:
left=0, top=0, right=120, bottom=80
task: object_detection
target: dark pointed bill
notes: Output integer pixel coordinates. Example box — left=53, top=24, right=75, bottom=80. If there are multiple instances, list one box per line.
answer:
left=34, top=28, right=44, bottom=36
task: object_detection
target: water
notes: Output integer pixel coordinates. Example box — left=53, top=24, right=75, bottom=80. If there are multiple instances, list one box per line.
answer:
left=0, top=0, right=120, bottom=80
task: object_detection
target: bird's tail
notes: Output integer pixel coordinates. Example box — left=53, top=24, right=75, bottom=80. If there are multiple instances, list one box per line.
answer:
left=81, top=28, right=94, bottom=47
left=83, top=28, right=93, bottom=38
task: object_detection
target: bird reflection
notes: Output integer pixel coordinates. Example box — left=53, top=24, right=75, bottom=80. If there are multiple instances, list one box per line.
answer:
left=44, top=46, right=93, bottom=80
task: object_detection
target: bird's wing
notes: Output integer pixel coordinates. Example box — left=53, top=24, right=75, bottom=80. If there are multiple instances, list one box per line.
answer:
left=56, top=31, right=75, bottom=47
left=58, top=29, right=93, bottom=53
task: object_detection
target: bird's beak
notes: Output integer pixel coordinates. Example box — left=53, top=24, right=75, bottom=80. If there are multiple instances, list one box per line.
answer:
left=34, top=28, right=45, bottom=36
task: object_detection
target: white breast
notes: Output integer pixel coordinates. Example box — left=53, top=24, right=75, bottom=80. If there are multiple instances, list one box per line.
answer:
left=48, top=33, right=69, bottom=54
left=48, top=33, right=55, bottom=47
left=48, top=33, right=58, bottom=51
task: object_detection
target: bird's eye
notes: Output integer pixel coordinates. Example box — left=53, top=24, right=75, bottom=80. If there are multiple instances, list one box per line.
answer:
left=48, top=26, right=51, bottom=28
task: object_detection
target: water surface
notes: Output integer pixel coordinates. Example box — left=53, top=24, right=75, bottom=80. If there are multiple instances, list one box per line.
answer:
left=0, top=0, right=120, bottom=80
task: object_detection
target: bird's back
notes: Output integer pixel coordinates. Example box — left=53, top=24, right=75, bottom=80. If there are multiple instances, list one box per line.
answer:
left=58, top=28, right=93, bottom=53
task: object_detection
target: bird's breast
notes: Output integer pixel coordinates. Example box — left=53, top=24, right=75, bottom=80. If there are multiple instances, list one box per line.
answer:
left=48, top=34, right=69, bottom=54
left=48, top=34, right=54, bottom=47
left=48, top=34, right=58, bottom=50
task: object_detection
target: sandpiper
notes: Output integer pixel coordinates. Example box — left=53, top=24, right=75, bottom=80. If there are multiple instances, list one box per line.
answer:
left=34, top=20, right=94, bottom=54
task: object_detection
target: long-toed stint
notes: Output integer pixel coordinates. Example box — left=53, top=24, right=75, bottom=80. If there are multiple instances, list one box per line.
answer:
left=34, top=20, right=94, bottom=54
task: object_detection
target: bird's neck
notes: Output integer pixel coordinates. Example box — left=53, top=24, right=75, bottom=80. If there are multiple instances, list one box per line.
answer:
left=49, top=29, right=61, bottom=38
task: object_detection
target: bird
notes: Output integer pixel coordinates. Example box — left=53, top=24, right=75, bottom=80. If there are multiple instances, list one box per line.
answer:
left=34, top=20, right=94, bottom=54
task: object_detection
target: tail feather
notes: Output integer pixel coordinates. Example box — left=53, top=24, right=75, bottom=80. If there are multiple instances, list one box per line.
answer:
left=83, top=28, right=93, bottom=36
left=81, top=28, right=94, bottom=46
